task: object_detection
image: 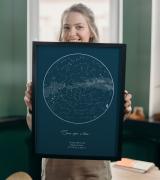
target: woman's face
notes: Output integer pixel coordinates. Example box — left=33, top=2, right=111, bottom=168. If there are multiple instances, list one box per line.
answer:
left=61, top=12, right=92, bottom=42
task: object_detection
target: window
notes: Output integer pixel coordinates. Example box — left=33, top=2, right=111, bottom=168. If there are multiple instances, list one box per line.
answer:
left=39, top=0, right=122, bottom=43
left=27, top=0, right=122, bottom=80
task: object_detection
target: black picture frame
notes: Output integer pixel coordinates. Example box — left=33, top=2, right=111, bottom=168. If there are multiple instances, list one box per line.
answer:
left=32, top=41, right=126, bottom=160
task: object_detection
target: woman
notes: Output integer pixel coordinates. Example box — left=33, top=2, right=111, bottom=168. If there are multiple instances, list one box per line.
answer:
left=24, top=3, right=132, bottom=180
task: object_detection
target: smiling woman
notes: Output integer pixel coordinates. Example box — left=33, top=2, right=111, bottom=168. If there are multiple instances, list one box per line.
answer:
left=27, top=0, right=122, bottom=81
left=38, top=0, right=121, bottom=43
left=26, top=2, right=127, bottom=180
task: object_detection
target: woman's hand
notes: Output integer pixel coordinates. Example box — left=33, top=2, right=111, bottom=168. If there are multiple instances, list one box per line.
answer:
left=24, top=82, right=32, bottom=111
left=24, top=82, right=32, bottom=130
left=124, top=90, right=132, bottom=120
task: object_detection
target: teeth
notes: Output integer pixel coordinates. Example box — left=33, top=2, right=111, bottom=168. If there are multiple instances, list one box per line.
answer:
left=68, top=40, right=81, bottom=42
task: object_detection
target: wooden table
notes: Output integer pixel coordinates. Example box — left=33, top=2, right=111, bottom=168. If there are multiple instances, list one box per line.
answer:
left=111, top=164, right=160, bottom=180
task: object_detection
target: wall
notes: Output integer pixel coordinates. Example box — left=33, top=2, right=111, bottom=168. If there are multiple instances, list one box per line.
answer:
left=123, top=0, right=152, bottom=117
left=0, top=0, right=27, bottom=117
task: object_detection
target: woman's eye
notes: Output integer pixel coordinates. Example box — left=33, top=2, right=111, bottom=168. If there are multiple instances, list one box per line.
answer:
left=76, top=26, right=84, bottom=30
left=63, top=26, right=70, bottom=31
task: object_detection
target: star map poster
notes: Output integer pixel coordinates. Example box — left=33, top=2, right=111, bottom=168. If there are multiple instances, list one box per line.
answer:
left=33, top=42, right=126, bottom=160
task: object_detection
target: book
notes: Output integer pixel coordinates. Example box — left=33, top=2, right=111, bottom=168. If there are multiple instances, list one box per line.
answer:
left=113, top=158, right=155, bottom=173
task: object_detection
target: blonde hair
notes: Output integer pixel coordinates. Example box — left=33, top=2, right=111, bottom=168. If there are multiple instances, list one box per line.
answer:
left=59, top=3, right=99, bottom=43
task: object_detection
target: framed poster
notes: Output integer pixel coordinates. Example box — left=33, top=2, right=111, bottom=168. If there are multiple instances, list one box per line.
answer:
left=33, top=42, right=126, bottom=160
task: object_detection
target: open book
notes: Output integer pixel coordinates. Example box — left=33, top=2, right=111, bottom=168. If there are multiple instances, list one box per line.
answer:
left=113, top=158, right=155, bottom=173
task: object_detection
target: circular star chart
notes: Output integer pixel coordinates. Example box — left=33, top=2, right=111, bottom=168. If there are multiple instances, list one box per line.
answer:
left=43, top=53, right=114, bottom=124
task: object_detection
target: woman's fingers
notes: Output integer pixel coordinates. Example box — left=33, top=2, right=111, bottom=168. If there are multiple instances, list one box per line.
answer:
left=124, top=100, right=132, bottom=108
left=124, top=90, right=132, bottom=100
left=26, top=82, right=32, bottom=93
left=124, top=91, right=132, bottom=118
left=24, top=96, right=32, bottom=110
left=26, top=82, right=32, bottom=88
left=125, top=106, right=132, bottom=113
left=24, top=82, right=32, bottom=110
left=25, top=89, right=32, bottom=100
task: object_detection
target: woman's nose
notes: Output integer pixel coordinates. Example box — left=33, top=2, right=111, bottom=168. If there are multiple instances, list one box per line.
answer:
left=68, top=27, right=76, bottom=36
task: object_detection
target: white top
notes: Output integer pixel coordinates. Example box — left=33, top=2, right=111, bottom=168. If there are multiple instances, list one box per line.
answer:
left=41, top=158, right=112, bottom=180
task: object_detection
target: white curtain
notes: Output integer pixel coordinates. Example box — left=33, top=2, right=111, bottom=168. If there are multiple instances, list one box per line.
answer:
left=27, top=0, right=39, bottom=81
left=149, top=0, right=160, bottom=116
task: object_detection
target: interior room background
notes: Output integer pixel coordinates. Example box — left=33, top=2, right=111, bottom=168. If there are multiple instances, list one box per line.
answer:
left=0, top=0, right=159, bottom=120
left=0, top=0, right=160, bottom=179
